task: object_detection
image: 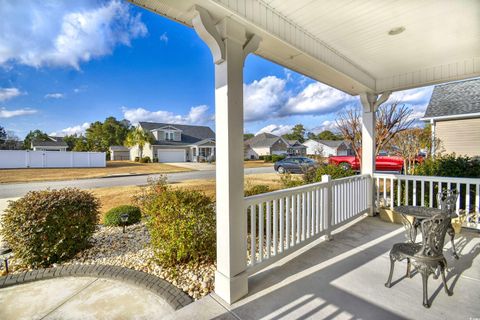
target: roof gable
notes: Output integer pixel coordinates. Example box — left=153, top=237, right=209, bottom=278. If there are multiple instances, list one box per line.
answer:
left=423, top=78, right=480, bottom=119
left=138, top=122, right=215, bottom=145
left=245, top=132, right=284, bottom=148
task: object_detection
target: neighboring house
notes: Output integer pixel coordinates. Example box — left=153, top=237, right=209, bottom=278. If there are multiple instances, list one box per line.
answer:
left=131, top=122, right=216, bottom=162
left=304, top=139, right=352, bottom=157
left=109, top=146, right=130, bottom=160
left=31, top=136, right=68, bottom=152
left=422, top=78, right=480, bottom=157
left=287, top=140, right=307, bottom=156
left=244, top=133, right=289, bottom=159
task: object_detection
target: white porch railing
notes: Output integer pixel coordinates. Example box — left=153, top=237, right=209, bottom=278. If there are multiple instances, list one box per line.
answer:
left=244, top=174, right=370, bottom=275
left=374, top=173, right=480, bottom=228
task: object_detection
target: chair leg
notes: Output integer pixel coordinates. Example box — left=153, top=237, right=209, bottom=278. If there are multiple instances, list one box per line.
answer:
left=440, top=260, right=453, bottom=296
left=448, top=227, right=459, bottom=259
left=385, top=255, right=395, bottom=288
left=421, top=271, right=430, bottom=308
left=406, top=258, right=411, bottom=278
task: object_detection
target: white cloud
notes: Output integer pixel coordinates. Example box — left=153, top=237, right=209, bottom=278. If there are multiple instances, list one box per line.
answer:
left=45, top=93, right=64, bottom=99
left=50, top=122, right=90, bottom=137
left=255, top=124, right=293, bottom=136
left=159, top=32, right=168, bottom=43
left=0, top=107, right=37, bottom=118
left=122, top=105, right=213, bottom=125
left=311, top=120, right=338, bottom=134
left=0, top=88, right=21, bottom=101
left=0, top=1, right=147, bottom=69
left=243, top=76, right=356, bottom=122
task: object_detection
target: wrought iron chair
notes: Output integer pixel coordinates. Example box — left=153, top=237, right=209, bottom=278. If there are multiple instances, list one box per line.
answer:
left=438, top=190, right=459, bottom=259
left=385, top=214, right=453, bottom=308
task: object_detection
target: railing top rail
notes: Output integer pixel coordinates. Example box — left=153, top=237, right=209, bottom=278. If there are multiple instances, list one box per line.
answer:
left=244, top=174, right=370, bottom=207
left=373, top=173, right=480, bottom=184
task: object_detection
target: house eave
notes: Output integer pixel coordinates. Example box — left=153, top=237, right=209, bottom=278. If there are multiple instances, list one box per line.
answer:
left=420, top=112, right=480, bottom=122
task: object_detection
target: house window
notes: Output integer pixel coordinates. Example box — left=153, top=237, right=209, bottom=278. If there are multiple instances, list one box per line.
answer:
left=165, top=132, right=174, bottom=140
left=193, top=148, right=197, bottom=156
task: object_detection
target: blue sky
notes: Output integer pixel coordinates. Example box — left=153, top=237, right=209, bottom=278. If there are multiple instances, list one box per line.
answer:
left=0, top=0, right=434, bottom=138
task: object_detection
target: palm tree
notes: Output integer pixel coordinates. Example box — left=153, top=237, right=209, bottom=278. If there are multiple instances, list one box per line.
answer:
left=124, top=127, right=154, bottom=159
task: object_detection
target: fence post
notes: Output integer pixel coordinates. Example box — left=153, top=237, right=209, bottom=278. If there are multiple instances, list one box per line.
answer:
left=322, top=175, right=333, bottom=241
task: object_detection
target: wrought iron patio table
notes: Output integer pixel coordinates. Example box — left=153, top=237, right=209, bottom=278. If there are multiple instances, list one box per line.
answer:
left=393, top=206, right=458, bottom=259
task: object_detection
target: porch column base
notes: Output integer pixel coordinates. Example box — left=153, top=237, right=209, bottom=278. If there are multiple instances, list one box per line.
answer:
left=214, top=270, right=248, bottom=304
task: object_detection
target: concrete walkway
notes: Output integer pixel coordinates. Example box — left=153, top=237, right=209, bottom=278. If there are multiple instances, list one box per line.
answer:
left=0, top=277, right=175, bottom=319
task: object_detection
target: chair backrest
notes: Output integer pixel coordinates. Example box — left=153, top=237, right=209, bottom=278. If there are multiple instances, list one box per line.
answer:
left=437, top=190, right=458, bottom=217
left=420, top=214, right=451, bottom=257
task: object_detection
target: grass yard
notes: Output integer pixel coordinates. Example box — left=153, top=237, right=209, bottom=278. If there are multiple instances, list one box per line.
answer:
left=243, top=160, right=274, bottom=168
left=0, top=161, right=191, bottom=184
left=91, top=172, right=282, bottom=220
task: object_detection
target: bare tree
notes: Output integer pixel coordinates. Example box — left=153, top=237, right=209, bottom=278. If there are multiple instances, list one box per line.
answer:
left=335, top=103, right=414, bottom=165
left=389, top=128, right=423, bottom=174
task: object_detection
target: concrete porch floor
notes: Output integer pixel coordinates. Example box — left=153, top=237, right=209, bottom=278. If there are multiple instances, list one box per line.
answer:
left=171, top=216, right=480, bottom=320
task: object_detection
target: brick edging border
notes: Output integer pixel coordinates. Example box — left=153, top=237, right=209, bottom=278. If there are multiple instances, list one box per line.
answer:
left=0, top=264, right=192, bottom=310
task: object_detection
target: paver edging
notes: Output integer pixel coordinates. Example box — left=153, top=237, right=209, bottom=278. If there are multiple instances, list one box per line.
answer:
left=0, top=264, right=192, bottom=310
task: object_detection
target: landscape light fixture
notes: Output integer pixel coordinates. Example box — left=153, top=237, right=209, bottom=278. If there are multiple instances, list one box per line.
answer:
left=0, top=248, right=12, bottom=274
left=120, top=213, right=129, bottom=233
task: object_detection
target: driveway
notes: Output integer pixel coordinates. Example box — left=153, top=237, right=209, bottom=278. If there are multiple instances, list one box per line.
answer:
left=163, top=162, right=215, bottom=171
left=0, top=167, right=275, bottom=199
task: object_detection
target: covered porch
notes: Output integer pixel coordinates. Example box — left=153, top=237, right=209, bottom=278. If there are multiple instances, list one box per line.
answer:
left=129, top=0, right=480, bottom=312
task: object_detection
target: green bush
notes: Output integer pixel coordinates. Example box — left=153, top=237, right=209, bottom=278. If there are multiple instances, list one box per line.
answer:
left=245, top=184, right=271, bottom=197
left=139, top=156, right=151, bottom=163
left=103, top=205, right=141, bottom=226
left=135, top=177, right=216, bottom=265
left=303, top=164, right=355, bottom=184
left=263, top=155, right=272, bottom=162
left=414, top=154, right=480, bottom=178
left=134, top=156, right=140, bottom=162
left=258, top=155, right=265, bottom=161
left=280, top=173, right=304, bottom=188
left=0, top=188, right=99, bottom=268
left=271, top=154, right=286, bottom=162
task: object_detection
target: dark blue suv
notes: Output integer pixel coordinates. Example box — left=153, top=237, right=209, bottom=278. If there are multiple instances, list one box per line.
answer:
left=274, top=157, right=319, bottom=174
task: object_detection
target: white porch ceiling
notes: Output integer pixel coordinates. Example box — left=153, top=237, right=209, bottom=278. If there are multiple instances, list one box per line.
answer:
left=129, top=0, right=480, bottom=95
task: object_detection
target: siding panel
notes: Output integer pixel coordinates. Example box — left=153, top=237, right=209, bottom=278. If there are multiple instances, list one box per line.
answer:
left=436, top=118, right=480, bottom=157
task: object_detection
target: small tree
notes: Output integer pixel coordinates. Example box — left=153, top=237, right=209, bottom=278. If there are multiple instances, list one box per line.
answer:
left=23, top=129, right=49, bottom=150
left=390, top=128, right=423, bottom=174
left=124, top=127, right=154, bottom=158
left=336, top=103, right=414, bottom=165
left=282, top=124, right=306, bottom=143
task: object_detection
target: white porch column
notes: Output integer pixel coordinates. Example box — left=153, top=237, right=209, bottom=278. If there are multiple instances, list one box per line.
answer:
left=192, top=6, right=260, bottom=304
left=360, top=91, right=391, bottom=215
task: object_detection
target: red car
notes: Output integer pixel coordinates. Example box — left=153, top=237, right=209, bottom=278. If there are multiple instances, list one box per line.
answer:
left=329, top=155, right=405, bottom=172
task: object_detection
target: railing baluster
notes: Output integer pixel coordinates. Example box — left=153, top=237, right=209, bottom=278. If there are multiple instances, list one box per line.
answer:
left=421, top=180, right=425, bottom=207
left=376, top=177, right=380, bottom=210
left=390, top=178, right=394, bottom=209
left=383, top=177, right=387, bottom=206
left=405, top=179, right=409, bottom=205
left=302, top=192, right=306, bottom=240
left=438, top=182, right=442, bottom=208
left=397, top=178, right=401, bottom=206
left=456, top=183, right=460, bottom=214
left=259, top=203, right=264, bottom=262
left=273, top=199, right=277, bottom=256
left=466, top=183, right=471, bottom=214
left=266, top=201, right=271, bottom=259
left=291, top=194, right=296, bottom=246
left=476, top=184, right=480, bottom=223
left=279, top=197, right=284, bottom=253
left=429, top=181, right=433, bottom=207
left=296, top=193, right=301, bottom=244
left=413, top=179, right=417, bottom=206
left=306, top=190, right=311, bottom=238
left=250, top=204, right=256, bottom=265
left=285, top=195, right=290, bottom=250
left=315, top=187, right=320, bottom=233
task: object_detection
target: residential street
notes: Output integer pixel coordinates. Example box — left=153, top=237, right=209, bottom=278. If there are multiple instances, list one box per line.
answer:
left=0, top=167, right=275, bottom=199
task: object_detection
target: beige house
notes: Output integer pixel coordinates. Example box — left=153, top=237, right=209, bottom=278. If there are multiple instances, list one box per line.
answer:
left=130, top=122, right=216, bottom=162
left=244, top=133, right=290, bottom=159
left=422, top=79, right=480, bottom=158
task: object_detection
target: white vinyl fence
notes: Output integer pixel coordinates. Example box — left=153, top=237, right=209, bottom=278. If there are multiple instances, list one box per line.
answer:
left=245, top=174, right=370, bottom=275
left=0, top=150, right=106, bottom=169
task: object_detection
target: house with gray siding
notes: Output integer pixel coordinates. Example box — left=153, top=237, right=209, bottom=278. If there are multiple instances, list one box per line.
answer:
left=244, top=133, right=305, bottom=159
left=131, top=122, right=216, bottom=162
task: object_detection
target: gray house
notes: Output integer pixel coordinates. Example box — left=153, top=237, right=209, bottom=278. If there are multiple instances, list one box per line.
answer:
left=31, top=136, right=68, bottom=152
left=421, top=78, right=480, bottom=157
left=131, top=122, right=216, bottom=162
left=244, top=132, right=307, bottom=159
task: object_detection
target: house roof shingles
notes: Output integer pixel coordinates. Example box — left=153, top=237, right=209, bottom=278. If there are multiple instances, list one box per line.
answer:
left=31, top=136, right=68, bottom=148
left=139, top=122, right=215, bottom=145
left=245, top=132, right=284, bottom=148
left=423, top=78, right=480, bottom=119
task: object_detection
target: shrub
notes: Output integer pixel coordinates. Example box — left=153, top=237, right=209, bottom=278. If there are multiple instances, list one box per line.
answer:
left=139, top=156, right=151, bottom=163
left=280, top=173, right=304, bottom=188
left=134, top=156, right=140, bottom=162
left=303, top=164, right=355, bottom=184
left=134, top=177, right=216, bottom=266
left=271, top=154, right=286, bottom=162
left=245, top=184, right=271, bottom=197
left=263, top=155, right=272, bottom=162
left=414, top=154, right=480, bottom=178
left=0, top=188, right=99, bottom=268
left=103, top=205, right=141, bottom=226
left=153, top=157, right=159, bottom=163
left=258, top=155, right=265, bottom=161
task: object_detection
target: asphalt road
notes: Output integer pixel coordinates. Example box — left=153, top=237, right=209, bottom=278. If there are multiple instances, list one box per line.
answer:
left=0, top=167, right=275, bottom=199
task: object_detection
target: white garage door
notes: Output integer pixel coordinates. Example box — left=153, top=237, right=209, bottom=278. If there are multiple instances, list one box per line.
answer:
left=158, top=149, right=185, bottom=163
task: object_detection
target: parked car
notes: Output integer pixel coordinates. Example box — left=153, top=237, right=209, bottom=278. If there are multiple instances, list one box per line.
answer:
left=328, top=155, right=405, bottom=172
left=274, top=157, right=319, bottom=174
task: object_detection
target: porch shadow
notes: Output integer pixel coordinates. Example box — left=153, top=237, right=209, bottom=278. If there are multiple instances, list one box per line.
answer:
left=213, top=217, right=480, bottom=320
